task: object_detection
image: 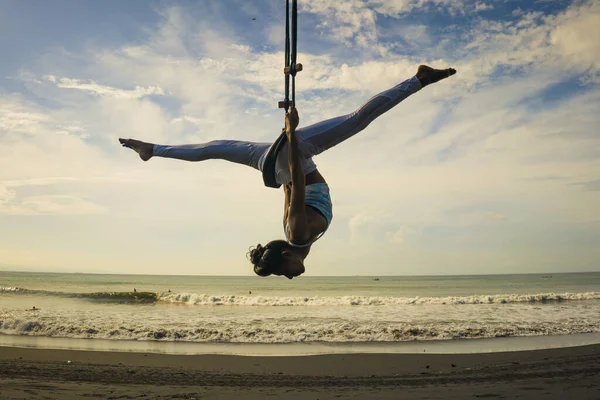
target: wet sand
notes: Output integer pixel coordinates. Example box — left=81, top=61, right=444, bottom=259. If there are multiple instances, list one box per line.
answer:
left=1, top=344, right=599, bottom=399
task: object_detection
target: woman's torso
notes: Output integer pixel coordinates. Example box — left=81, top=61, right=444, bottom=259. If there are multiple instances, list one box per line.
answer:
left=284, top=170, right=332, bottom=247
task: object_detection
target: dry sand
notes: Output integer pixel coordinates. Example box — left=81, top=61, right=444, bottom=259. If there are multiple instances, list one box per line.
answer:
left=1, top=344, right=599, bottom=399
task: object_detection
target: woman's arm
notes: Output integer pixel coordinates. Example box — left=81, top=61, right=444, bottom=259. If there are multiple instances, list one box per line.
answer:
left=283, top=183, right=291, bottom=227
left=285, top=108, right=311, bottom=243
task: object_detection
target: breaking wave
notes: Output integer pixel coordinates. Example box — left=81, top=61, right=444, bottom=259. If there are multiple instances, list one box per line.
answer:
left=3, top=286, right=600, bottom=306
left=156, top=292, right=600, bottom=306
left=0, top=287, right=157, bottom=303
left=1, top=315, right=598, bottom=343
left=0, top=287, right=26, bottom=293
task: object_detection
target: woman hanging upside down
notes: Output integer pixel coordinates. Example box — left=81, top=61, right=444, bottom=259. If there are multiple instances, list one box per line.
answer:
left=120, top=65, right=456, bottom=279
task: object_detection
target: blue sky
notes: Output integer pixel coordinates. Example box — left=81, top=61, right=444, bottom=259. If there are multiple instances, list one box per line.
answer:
left=1, top=0, right=599, bottom=276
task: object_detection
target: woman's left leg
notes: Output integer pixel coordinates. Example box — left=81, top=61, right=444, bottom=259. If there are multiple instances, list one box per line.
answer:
left=294, top=76, right=422, bottom=158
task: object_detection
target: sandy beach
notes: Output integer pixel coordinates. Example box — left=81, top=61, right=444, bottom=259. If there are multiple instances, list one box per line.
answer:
left=1, top=344, right=599, bottom=399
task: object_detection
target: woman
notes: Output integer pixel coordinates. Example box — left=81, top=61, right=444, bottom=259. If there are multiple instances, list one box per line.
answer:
left=120, top=65, right=456, bottom=279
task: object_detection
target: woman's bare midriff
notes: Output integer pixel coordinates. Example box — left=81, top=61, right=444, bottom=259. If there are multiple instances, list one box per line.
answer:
left=305, top=169, right=326, bottom=185
left=304, top=169, right=328, bottom=239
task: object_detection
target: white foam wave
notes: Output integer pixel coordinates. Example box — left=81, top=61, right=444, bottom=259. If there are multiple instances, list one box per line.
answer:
left=1, top=315, right=598, bottom=343
left=157, top=291, right=600, bottom=306
left=0, top=287, right=23, bottom=292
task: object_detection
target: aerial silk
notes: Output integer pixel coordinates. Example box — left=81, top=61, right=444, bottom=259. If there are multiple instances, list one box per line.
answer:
left=262, top=0, right=301, bottom=189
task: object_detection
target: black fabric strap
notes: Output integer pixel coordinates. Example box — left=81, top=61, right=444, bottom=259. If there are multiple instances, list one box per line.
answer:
left=262, top=0, right=298, bottom=189
left=261, top=129, right=287, bottom=188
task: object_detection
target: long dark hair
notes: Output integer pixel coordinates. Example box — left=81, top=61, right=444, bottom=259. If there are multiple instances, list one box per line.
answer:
left=247, top=240, right=291, bottom=277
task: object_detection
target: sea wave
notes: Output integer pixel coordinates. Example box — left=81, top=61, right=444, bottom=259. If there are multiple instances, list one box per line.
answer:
left=157, top=292, right=600, bottom=306
left=0, top=287, right=27, bottom=293
left=3, top=286, right=600, bottom=306
left=81, top=292, right=157, bottom=302
left=0, top=315, right=597, bottom=343
left=0, top=287, right=157, bottom=303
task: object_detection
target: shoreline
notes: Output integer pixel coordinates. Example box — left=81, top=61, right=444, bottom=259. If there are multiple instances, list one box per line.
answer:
left=2, top=343, right=600, bottom=375
left=2, top=332, right=600, bottom=356
left=1, top=344, right=600, bottom=399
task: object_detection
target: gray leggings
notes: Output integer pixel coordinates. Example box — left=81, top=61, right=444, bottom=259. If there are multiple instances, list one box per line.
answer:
left=153, top=76, right=421, bottom=184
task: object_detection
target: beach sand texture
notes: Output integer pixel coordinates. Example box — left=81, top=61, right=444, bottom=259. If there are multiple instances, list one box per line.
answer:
left=1, top=344, right=600, bottom=399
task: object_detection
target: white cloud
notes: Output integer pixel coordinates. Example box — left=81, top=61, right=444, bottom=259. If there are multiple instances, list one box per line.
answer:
left=0, top=177, right=108, bottom=215
left=550, top=2, right=600, bottom=75
left=348, top=213, right=375, bottom=242
left=0, top=185, right=16, bottom=206
left=20, top=194, right=106, bottom=215
left=299, top=0, right=497, bottom=53
left=0, top=96, right=90, bottom=140
left=474, top=2, right=493, bottom=12
left=485, top=212, right=508, bottom=222
left=229, top=44, right=251, bottom=53
left=302, top=1, right=379, bottom=49
left=454, top=0, right=600, bottom=84
left=385, top=226, right=418, bottom=244
left=386, top=229, right=405, bottom=244
left=369, top=0, right=475, bottom=16
left=0, top=103, right=50, bottom=135
left=45, top=75, right=165, bottom=99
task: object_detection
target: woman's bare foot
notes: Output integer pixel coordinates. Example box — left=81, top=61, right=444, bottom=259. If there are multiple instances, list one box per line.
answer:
left=416, top=65, right=457, bottom=88
left=119, top=138, right=154, bottom=161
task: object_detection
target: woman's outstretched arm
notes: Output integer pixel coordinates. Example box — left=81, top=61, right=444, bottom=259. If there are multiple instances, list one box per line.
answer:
left=286, top=108, right=310, bottom=244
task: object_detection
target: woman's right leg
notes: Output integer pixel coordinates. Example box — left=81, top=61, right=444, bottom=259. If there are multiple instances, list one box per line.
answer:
left=153, top=140, right=270, bottom=171
left=120, top=138, right=270, bottom=172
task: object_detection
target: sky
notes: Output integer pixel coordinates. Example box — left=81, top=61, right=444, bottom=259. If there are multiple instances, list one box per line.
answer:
left=1, top=0, right=599, bottom=276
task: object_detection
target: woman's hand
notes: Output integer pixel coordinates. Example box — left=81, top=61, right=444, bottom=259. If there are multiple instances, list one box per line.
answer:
left=285, top=107, right=299, bottom=137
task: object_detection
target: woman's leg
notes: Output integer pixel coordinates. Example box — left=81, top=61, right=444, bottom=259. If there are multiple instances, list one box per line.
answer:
left=153, top=140, right=270, bottom=171
left=295, top=66, right=455, bottom=158
left=120, top=139, right=270, bottom=171
left=295, top=76, right=421, bottom=157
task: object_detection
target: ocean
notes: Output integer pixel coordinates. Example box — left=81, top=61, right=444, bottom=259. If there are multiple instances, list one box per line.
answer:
left=1, top=271, right=600, bottom=353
